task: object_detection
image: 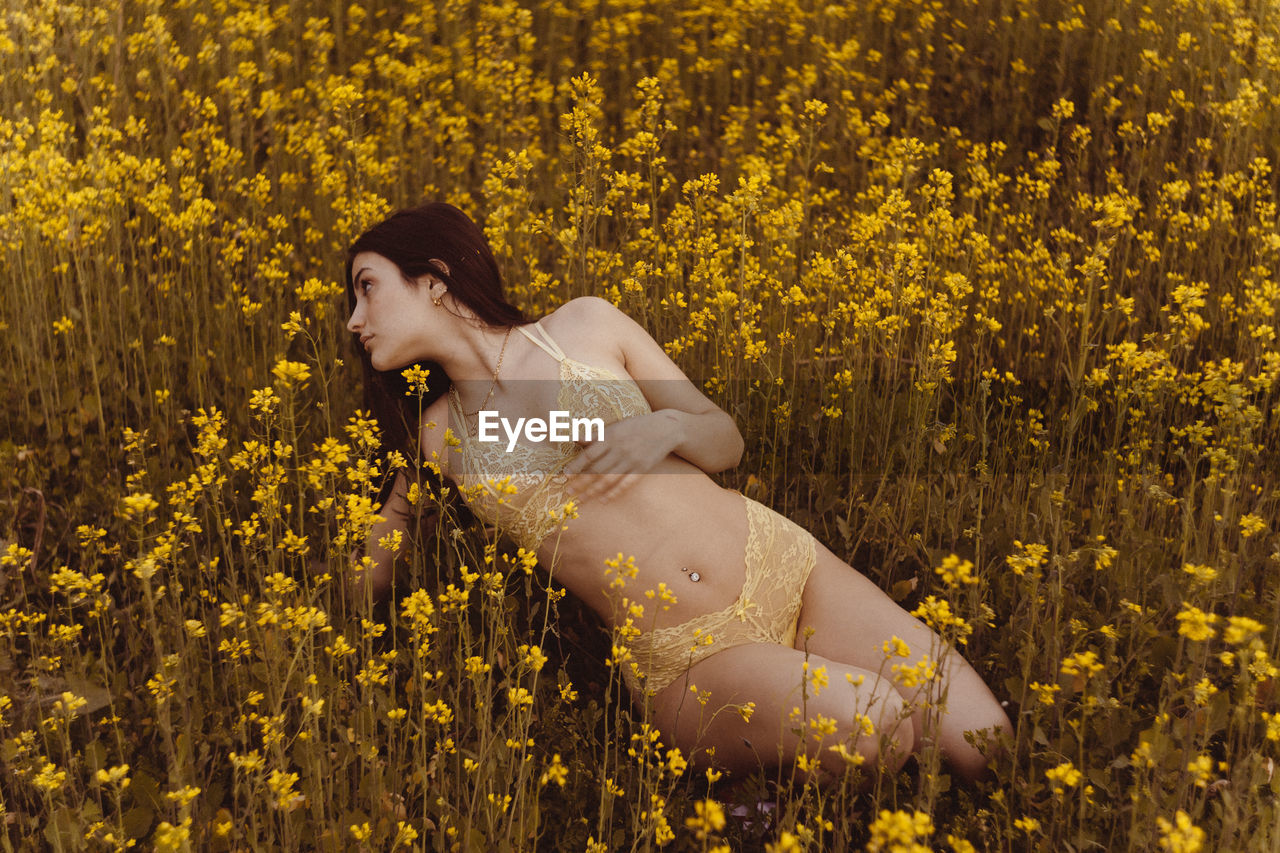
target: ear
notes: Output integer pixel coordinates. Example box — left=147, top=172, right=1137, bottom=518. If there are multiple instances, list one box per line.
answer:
left=425, top=277, right=448, bottom=303
left=428, top=258, right=451, bottom=277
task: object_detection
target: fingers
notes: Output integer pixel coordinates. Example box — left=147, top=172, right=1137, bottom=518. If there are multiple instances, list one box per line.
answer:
left=597, top=473, right=640, bottom=503
left=571, top=471, right=632, bottom=503
left=562, top=441, right=602, bottom=477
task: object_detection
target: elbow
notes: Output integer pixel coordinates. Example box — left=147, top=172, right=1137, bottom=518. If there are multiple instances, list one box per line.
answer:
left=712, top=415, right=745, bottom=473
left=726, top=427, right=745, bottom=470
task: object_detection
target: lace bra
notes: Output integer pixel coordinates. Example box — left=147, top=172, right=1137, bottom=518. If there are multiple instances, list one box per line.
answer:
left=447, top=321, right=652, bottom=552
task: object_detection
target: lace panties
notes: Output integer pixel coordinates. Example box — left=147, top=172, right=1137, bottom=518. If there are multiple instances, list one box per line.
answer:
left=623, top=493, right=818, bottom=695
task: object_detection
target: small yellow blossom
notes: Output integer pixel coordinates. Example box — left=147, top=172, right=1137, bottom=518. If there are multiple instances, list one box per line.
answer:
left=1006, top=541, right=1049, bottom=576
left=866, top=809, right=934, bottom=852
left=1239, top=514, right=1267, bottom=538
left=1014, top=816, right=1041, bottom=833
left=1045, top=760, right=1082, bottom=794
left=685, top=799, right=726, bottom=840
left=539, top=753, right=568, bottom=787
left=1175, top=604, right=1217, bottom=642
left=935, top=554, right=978, bottom=586
left=1157, top=810, right=1204, bottom=853
left=271, top=359, right=311, bottom=390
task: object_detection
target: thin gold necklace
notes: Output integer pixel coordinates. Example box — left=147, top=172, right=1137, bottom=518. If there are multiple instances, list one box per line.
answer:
left=460, top=325, right=514, bottom=418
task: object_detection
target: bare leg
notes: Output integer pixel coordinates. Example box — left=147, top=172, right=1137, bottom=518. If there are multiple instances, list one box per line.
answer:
left=649, top=643, right=917, bottom=783
left=792, top=541, right=1013, bottom=782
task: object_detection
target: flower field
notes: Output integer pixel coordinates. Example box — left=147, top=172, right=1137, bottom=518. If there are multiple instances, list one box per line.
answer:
left=2, top=0, right=1279, bottom=849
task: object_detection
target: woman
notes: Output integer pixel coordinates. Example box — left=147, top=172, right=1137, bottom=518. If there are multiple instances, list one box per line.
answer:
left=343, top=202, right=1012, bottom=783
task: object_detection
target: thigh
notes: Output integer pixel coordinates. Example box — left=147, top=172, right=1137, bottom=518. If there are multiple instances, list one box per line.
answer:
left=793, top=541, right=1012, bottom=778
left=648, top=642, right=915, bottom=779
left=793, top=541, right=949, bottom=675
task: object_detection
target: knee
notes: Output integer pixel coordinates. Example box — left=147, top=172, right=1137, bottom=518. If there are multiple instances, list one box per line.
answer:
left=857, top=691, right=917, bottom=774
left=946, top=702, right=1014, bottom=783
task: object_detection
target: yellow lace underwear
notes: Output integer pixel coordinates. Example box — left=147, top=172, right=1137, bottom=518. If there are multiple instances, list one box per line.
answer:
left=623, top=493, right=818, bottom=695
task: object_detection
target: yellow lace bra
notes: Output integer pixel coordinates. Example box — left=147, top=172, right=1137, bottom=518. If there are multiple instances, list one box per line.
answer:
left=447, top=321, right=652, bottom=552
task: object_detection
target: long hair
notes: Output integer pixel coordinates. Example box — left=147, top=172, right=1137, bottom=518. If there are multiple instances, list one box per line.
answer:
left=344, top=202, right=527, bottom=505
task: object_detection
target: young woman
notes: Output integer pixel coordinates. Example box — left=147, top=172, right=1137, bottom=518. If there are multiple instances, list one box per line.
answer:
left=343, top=202, right=1012, bottom=783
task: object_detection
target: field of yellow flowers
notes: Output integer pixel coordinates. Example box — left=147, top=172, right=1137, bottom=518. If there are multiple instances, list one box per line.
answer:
left=2, top=0, right=1279, bottom=849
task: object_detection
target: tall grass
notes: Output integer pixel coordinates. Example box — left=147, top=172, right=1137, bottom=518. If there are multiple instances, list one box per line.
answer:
left=2, top=0, right=1279, bottom=848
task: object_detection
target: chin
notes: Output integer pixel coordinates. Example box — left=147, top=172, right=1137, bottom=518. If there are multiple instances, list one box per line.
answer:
left=372, top=353, right=409, bottom=373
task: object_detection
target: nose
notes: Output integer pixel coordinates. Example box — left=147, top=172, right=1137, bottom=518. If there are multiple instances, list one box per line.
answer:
left=346, top=303, right=362, bottom=333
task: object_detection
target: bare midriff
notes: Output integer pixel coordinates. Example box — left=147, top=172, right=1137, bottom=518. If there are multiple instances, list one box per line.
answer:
left=528, top=453, right=751, bottom=632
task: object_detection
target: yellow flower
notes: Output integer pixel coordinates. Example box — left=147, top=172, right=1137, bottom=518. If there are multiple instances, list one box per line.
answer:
left=804, top=662, right=829, bottom=695
left=665, top=747, right=687, bottom=777
left=1060, top=650, right=1104, bottom=680
left=1239, top=514, right=1267, bottom=538
left=52, top=316, right=74, bottom=335
left=766, top=831, right=800, bottom=852
left=892, top=654, right=938, bottom=688
left=1224, top=616, right=1264, bottom=646
left=1013, top=816, right=1041, bottom=834
left=1261, top=711, right=1280, bottom=741
left=120, top=492, right=159, bottom=518
left=164, top=785, right=201, bottom=807
left=911, top=596, right=973, bottom=642
left=1181, top=563, right=1217, bottom=585
left=153, top=819, right=191, bottom=853
left=685, top=799, right=726, bottom=839
left=1186, top=753, right=1212, bottom=787
left=401, top=364, right=431, bottom=395
left=935, top=554, right=978, bottom=587
left=95, top=764, right=131, bottom=788
left=882, top=636, right=911, bottom=658
left=539, top=753, right=568, bottom=787
left=392, top=821, right=418, bottom=849
left=1045, top=760, right=1082, bottom=794
left=281, top=311, right=304, bottom=340
left=1192, top=677, right=1217, bottom=706
left=271, top=358, right=311, bottom=390
left=1006, top=541, right=1049, bottom=577
left=33, top=761, right=67, bottom=793
left=1175, top=604, right=1217, bottom=642
left=519, top=644, right=547, bottom=672
left=1030, top=681, right=1060, bottom=705
left=248, top=386, right=280, bottom=415
left=1157, top=810, right=1204, bottom=853
left=866, top=809, right=934, bottom=852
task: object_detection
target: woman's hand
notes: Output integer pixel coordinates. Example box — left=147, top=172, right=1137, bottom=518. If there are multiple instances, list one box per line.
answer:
left=562, top=411, right=685, bottom=503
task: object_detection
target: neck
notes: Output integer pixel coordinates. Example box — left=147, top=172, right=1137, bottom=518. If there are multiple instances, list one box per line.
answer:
left=439, top=321, right=519, bottom=408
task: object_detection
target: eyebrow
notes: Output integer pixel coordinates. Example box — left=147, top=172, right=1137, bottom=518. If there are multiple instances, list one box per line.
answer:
left=354, top=266, right=371, bottom=284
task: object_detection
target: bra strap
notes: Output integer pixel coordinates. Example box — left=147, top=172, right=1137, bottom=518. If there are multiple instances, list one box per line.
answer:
left=516, top=321, right=567, bottom=362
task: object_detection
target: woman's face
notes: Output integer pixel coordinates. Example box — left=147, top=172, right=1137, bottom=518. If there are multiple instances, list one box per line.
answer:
left=346, top=251, right=439, bottom=371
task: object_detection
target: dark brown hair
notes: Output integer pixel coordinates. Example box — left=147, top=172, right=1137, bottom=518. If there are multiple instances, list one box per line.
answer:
left=344, top=202, right=527, bottom=504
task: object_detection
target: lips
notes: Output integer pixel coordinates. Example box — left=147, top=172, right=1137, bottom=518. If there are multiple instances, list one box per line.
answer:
left=360, top=335, right=373, bottom=348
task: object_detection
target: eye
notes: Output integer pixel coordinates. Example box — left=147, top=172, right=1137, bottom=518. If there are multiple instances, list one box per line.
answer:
left=358, top=279, right=372, bottom=294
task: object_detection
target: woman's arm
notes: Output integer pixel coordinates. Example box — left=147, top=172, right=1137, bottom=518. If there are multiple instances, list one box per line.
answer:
left=356, top=467, right=415, bottom=602
left=352, top=394, right=451, bottom=603
left=562, top=297, right=744, bottom=491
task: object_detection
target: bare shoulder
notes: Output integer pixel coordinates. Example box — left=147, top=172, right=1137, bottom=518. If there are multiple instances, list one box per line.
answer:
left=562, top=295, right=621, bottom=318
left=552, top=296, right=630, bottom=330
left=544, top=296, right=640, bottom=352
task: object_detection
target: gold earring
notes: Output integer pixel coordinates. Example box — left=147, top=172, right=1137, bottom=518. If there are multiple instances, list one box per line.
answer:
left=432, top=294, right=443, bottom=307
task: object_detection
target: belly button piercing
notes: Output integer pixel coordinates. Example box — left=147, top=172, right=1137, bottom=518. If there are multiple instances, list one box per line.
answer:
left=680, top=566, right=701, bottom=583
